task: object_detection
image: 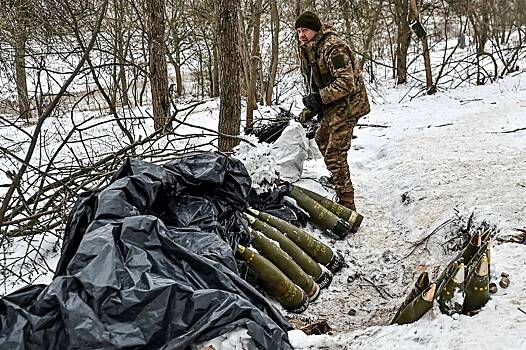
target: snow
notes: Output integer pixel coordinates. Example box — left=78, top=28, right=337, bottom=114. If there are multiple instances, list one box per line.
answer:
left=289, top=243, right=526, bottom=350
left=286, top=73, right=526, bottom=349
left=2, top=49, right=526, bottom=350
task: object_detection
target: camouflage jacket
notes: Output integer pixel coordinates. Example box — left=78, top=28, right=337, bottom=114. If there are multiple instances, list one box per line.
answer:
left=299, top=25, right=367, bottom=119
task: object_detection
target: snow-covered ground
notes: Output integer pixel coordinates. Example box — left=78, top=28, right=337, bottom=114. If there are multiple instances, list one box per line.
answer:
left=284, top=72, right=526, bottom=349
left=1, top=63, right=525, bottom=349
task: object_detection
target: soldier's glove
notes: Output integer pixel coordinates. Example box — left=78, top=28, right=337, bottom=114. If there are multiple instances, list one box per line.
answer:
left=298, top=109, right=315, bottom=123
left=302, top=92, right=323, bottom=115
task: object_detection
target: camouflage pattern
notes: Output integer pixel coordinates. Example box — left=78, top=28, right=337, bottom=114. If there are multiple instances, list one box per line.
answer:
left=299, top=25, right=370, bottom=209
left=299, top=25, right=370, bottom=119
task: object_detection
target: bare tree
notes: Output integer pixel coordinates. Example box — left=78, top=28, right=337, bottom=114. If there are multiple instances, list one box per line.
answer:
left=146, top=0, right=171, bottom=130
left=393, top=0, right=412, bottom=84
left=217, top=0, right=241, bottom=152
left=265, top=0, right=279, bottom=105
left=409, top=0, right=436, bottom=94
left=246, top=0, right=262, bottom=129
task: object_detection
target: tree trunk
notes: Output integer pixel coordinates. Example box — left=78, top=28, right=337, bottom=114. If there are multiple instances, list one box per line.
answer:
left=339, top=0, right=354, bottom=48
left=206, top=43, right=214, bottom=97
left=478, top=0, right=490, bottom=55
left=212, top=40, right=220, bottom=97
left=116, top=0, right=129, bottom=106
left=168, top=15, right=185, bottom=97
left=394, top=0, right=411, bottom=84
left=246, top=0, right=262, bottom=129
left=361, top=1, right=384, bottom=70
left=217, top=0, right=241, bottom=153
left=175, top=47, right=184, bottom=96
left=14, top=2, right=31, bottom=122
left=409, top=0, right=435, bottom=94
left=197, top=46, right=204, bottom=97
left=237, top=8, right=250, bottom=97
left=265, top=0, right=279, bottom=105
left=146, top=0, right=171, bottom=130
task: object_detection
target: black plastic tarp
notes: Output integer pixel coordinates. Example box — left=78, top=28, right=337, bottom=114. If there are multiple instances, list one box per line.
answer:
left=0, top=152, right=293, bottom=350
left=247, top=183, right=309, bottom=228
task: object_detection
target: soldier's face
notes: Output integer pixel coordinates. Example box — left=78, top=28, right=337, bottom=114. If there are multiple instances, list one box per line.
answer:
left=297, top=28, right=317, bottom=45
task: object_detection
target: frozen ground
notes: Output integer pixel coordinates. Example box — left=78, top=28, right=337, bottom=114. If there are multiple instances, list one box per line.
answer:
left=284, top=72, right=526, bottom=349
left=1, top=67, right=525, bottom=349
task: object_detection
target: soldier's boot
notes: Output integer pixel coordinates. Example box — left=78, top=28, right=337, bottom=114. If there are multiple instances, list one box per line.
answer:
left=337, top=190, right=356, bottom=211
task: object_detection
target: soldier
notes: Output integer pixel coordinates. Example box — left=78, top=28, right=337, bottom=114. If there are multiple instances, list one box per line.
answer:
left=295, top=11, right=370, bottom=211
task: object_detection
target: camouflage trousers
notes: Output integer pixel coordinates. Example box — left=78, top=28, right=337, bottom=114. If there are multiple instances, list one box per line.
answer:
left=315, top=112, right=358, bottom=200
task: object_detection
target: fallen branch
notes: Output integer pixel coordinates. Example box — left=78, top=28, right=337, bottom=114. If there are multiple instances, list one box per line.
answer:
left=356, top=123, right=390, bottom=128
left=459, top=98, right=483, bottom=104
left=359, top=275, right=392, bottom=300
left=492, top=127, right=526, bottom=134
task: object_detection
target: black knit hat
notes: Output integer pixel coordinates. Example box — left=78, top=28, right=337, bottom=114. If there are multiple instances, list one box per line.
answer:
left=294, top=11, right=321, bottom=32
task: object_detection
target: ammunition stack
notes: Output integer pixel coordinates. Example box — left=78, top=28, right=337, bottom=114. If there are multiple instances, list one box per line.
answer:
left=391, top=228, right=495, bottom=325
left=287, top=185, right=364, bottom=239
left=238, top=187, right=355, bottom=313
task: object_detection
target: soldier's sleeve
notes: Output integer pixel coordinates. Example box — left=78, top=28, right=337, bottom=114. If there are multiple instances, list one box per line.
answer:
left=318, top=42, right=355, bottom=105
left=298, top=52, right=310, bottom=90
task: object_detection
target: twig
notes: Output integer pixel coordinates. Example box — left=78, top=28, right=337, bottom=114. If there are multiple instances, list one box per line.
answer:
left=359, top=275, right=392, bottom=300
left=394, top=219, right=453, bottom=263
left=356, top=123, right=390, bottom=128
left=518, top=308, right=526, bottom=316
left=459, top=98, right=483, bottom=104
left=491, top=127, right=526, bottom=134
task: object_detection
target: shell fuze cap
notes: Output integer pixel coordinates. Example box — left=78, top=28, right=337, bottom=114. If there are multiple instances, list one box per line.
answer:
left=295, top=11, right=321, bottom=32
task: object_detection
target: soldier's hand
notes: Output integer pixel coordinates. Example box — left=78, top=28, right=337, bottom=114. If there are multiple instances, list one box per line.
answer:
left=302, top=93, right=323, bottom=114
left=298, top=109, right=314, bottom=123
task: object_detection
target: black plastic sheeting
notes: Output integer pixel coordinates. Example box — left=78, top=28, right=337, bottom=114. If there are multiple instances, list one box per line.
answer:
left=0, top=152, right=293, bottom=350
left=248, top=183, right=309, bottom=228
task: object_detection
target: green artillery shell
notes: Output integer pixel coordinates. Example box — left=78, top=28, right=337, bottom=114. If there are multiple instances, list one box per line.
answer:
left=390, top=271, right=430, bottom=324
left=465, top=241, right=489, bottom=282
left=463, top=253, right=490, bottom=314
left=245, top=213, right=333, bottom=289
left=248, top=208, right=344, bottom=273
left=438, top=263, right=465, bottom=315
left=393, top=283, right=436, bottom=325
left=250, top=228, right=320, bottom=301
left=461, top=231, right=482, bottom=264
left=436, top=259, right=462, bottom=296
left=237, top=245, right=309, bottom=313
left=294, top=185, right=363, bottom=233
left=288, top=186, right=353, bottom=240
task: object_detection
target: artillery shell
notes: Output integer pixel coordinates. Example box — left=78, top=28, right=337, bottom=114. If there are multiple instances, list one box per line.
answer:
left=393, top=284, right=436, bottom=325
left=248, top=208, right=344, bottom=273
left=390, top=271, right=430, bottom=324
left=245, top=213, right=326, bottom=285
left=438, top=263, right=465, bottom=315
left=463, top=253, right=490, bottom=314
left=250, top=228, right=320, bottom=301
left=294, top=185, right=363, bottom=233
left=315, top=266, right=333, bottom=290
left=237, top=245, right=309, bottom=313
left=461, top=231, right=482, bottom=264
left=436, top=260, right=461, bottom=296
left=288, top=186, right=354, bottom=239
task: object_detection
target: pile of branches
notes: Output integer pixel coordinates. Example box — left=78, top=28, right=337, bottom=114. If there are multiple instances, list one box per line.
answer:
left=245, top=107, right=318, bottom=143
left=0, top=97, right=229, bottom=292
